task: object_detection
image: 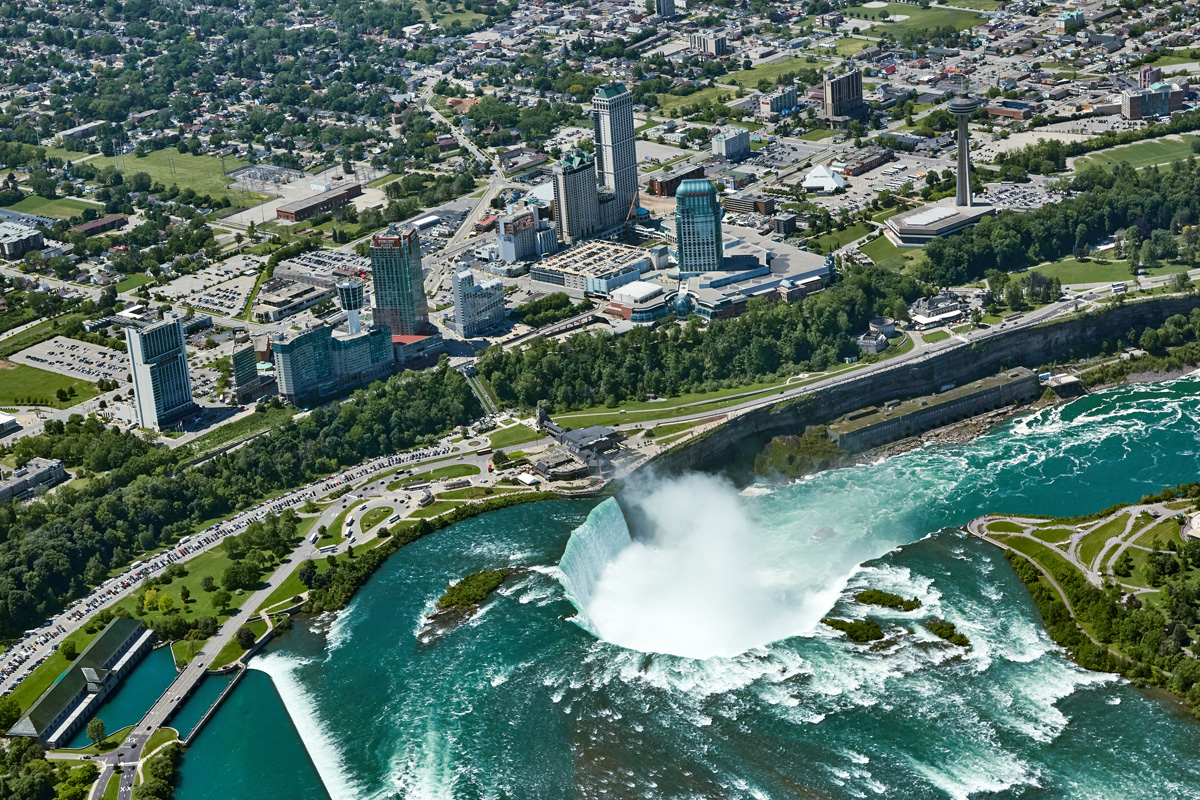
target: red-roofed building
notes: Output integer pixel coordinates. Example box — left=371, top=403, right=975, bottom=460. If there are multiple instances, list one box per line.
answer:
left=70, top=214, right=128, bottom=236
left=392, top=328, right=445, bottom=364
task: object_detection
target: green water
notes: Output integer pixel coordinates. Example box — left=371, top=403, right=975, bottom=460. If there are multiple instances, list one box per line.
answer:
left=167, top=671, right=234, bottom=741
left=177, top=378, right=1200, bottom=799
left=65, top=646, right=177, bottom=748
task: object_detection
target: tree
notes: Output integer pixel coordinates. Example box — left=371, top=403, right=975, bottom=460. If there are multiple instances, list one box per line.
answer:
left=158, top=594, right=174, bottom=614
left=201, top=575, right=215, bottom=592
left=213, top=590, right=231, bottom=612
left=298, top=560, right=316, bottom=588
left=61, top=640, right=78, bottom=661
left=143, top=588, right=158, bottom=609
left=0, top=695, right=20, bottom=730
left=86, top=718, right=106, bottom=746
left=235, top=626, right=256, bottom=650
left=180, top=586, right=190, bottom=604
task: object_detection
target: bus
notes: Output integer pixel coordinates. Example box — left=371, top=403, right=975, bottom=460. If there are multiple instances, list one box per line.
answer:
left=318, top=545, right=338, bottom=554
left=309, top=532, right=320, bottom=544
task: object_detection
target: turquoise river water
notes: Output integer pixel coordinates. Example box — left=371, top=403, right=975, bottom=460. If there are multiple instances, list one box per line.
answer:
left=172, top=377, right=1200, bottom=800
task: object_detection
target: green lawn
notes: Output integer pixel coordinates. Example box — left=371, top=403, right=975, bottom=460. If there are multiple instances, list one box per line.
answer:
left=360, top=506, right=393, bottom=532
left=798, top=128, right=835, bottom=141
left=995, top=535, right=1078, bottom=578
left=53, top=725, right=133, bottom=755
left=645, top=420, right=700, bottom=438
left=860, top=233, right=923, bottom=270
left=942, top=0, right=1004, bottom=9
left=489, top=424, right=541, bottom=449
left=388, top=463, right=480, bottom=490
left=409, top=500, right=464, bottom=518
left=115, top=273, right=154, bottom=292
left=1133, top=517, right=1182, bottom=548
left=1030, top=527, right=1074, bottom=544
left=438, top=486, right=523, bottom=500
left=808, top=221, right=871, bottom=254
left=144, top=727, right=178, bottom=756
left=5, top=194, right=103, bottom=220
left=88, top=149, right=263, bottom=206
left=0, top=361, right=100, bottom=407
left=988, top=520, right=1024, bottom=533
left=814, top=37, right=872, bottom=57
left=1075, top=135, right=1200, bottom=172
left=1078, top=513, right=1131, bottom=570
left=657, top=86, right=738, bottom=112
left=210, top=618, right=269, bottom=669
left=724, top=56, right=829, bottom=88
left=171, top=638, right=202, bottom=668
left=922, top=330, right=950, bottom=343
left=1031, top=257, right=1185, bottom=285
left=844, top=3, right=985, bottom=36
left=107, top=547, right=266, bottom=628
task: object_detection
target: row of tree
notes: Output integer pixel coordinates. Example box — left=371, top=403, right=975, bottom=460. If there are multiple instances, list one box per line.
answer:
left=0, top=360, right=480, bottom=635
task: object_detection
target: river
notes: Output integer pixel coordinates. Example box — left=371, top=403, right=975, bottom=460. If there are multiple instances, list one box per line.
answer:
left=176, top=377, right=1200, bottom=800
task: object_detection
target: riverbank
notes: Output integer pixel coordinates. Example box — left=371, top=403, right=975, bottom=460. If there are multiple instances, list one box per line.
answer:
left=968, top=498, right=1200, bottom=717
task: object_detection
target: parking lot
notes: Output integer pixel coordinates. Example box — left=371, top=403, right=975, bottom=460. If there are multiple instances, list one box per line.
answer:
left=12, top=336, right=128, bottom=384
left=152, top=257, right=260, bottom=301
left=180, top=273, right=258, bottom=317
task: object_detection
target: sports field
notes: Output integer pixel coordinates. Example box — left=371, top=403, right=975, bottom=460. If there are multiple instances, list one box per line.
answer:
left=844, top=3, right=985, bottom=36
left=0, top=361, right=99, bottom=407
left=1074, top=135, right=1199, bottom=172
left=5, top=194, right=103, bottom=220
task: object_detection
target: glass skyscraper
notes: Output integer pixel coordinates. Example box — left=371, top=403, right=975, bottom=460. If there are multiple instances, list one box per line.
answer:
left=370, top=224, right=428, bottom=336
left=674, top=179, right=723, bottom=273
left=125, top=316, right=195, bottom=430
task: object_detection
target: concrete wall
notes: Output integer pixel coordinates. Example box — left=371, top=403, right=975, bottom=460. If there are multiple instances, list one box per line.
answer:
left=659, top=295, right=1200, bottom=475
left=830, top=369, right=1041, bottom=452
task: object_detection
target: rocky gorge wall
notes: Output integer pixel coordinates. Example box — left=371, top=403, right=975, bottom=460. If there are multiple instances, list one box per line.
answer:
left=658, top=295, right=1200, bottom=476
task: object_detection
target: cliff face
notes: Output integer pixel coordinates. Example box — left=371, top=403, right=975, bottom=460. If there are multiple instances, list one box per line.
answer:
left=659, top=296, right=1200, bottom=476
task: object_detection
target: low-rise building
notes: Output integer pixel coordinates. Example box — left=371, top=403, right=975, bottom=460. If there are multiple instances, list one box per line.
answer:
left=1121, top=81, right=1188, bottom=120
left=8, top=618, right=153, bottom=748
left=647, top=164, right=706, bottom=197
left=0, top=457, right=66, bottom=504
left=70, top=214, right=128, bottom=236
left=275, top=183, right=363, bottom=222
left=0, top=222, right=43, bottom=259
left=530, top=240, right=649, bottom=296
left=251, top=279, right=336, bottom=323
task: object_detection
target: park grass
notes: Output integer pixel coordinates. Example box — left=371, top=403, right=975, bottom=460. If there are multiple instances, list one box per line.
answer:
left=724, top=56, right=829, bottom=88
left=843, top=3, right=985, bottom=36
left=1030, top=527, right=1074, bottom=544
left=995, top=535, right=1078, bottom=578
left=807, top=221, right=871, bottom=254
left=437, top=486, right=523, bottom=500
left=1133, top=516, right=1182, bottom=548
left=360, top=506, right=393, bottom=532
left=860, top=233, right=923, bottom=270
left=922, top=330, right=950, bottom=343
left=185, top=405, right=299, bottom=455
left=171, top=638, right=203, bottom=668
left=645, top=420, right=700, bottom=438
left=798, top=128, right=836, bottom=141
left=87, top=150, right=262, bottom=206
left=210, top=619, right=270, bottom=669
left=437, top=8, right=486, bottom=27
left=4, top=194, right=103, bottom=220
left=388, top=463, right=480, bottom=490
left=53, top=725, right=133, bottom=755
left=489, top=423, right=541, bottom=449
left=814, top=37, right=871, bottom=57
left=0, top=312, right=83, bottom=360
left=107, top=547, right=265, bottom=628
left=0, top=361, right=100, bottom=407
left=1074, top=135, right=1199, bottom=172
left=9, top=627, right=101, bottom=713
left=256, top=549, right=361, bottom=613
left=144, top=727, right=178, bottom=756
left=988, top=520, right=1024, bottom=534
left=41, top=145, right=94, bottom=163
left=1030, top=257, right=1186, bottom=285
left=1078, top=513, right=1131, bottom=570
left=115, top=273, right=154, bottom=292
left=657, top=86, right=737, bottom=112
left=943, top=0, right=1004, bottom=9
left=409, top=500, right=464, bottom=518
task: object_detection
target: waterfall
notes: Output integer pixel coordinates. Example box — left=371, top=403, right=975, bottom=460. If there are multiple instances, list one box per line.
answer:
left=557, top=498, right=633, bottom=631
